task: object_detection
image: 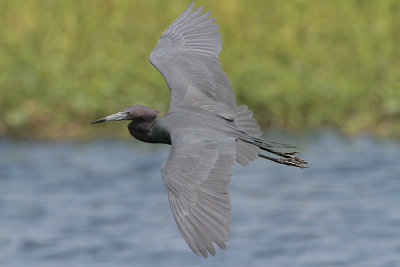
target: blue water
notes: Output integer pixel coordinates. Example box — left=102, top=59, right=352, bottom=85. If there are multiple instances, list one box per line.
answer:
left=0, top=132, right=399, bottom=267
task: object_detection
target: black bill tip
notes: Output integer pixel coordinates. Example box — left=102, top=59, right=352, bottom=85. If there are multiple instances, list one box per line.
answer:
left=91, top=118, right=106, bottom=124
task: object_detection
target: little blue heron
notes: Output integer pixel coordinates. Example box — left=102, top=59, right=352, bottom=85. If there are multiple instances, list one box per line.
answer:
left=92, top=1, right=308, bottom=258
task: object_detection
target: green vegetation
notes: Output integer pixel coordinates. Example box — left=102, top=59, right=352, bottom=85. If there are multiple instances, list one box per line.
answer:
left=1, top=0, right=399, bottom=139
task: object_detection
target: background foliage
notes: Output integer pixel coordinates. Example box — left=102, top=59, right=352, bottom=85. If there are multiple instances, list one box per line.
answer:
left=1, top=0, right=399, bottom=139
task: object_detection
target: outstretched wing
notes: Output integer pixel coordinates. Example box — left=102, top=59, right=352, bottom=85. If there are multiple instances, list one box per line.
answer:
left=150, top=2, right=237, bottom=120
left=161, top=130, right=235, bottom=258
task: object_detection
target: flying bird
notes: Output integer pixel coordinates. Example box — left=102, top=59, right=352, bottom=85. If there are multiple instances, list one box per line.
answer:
left=92, top=1, right=308, bottom=258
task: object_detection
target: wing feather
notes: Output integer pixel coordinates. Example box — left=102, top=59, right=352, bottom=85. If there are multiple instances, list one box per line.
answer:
left=161, top=130, right=235, bottom=258
left=150, top=2, right=237, bottom=119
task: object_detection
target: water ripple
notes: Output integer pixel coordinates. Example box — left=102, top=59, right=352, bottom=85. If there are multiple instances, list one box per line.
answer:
left=0, top=133, right=399, bottom=266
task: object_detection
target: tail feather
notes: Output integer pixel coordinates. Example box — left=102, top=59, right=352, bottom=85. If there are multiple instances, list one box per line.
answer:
left=234, top=105, right=261, bottom=166
left=234, top=105, right=308, bottom=168
left=236, top=141, right=259, bottom=166
left=234, top=105, right=261, bottom=137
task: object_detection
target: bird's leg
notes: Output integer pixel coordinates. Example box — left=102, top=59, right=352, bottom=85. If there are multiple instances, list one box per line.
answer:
left=259, top=147, right=309, bottom=169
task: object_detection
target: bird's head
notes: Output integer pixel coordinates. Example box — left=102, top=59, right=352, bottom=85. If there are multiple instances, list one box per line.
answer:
left=91, top=105, right=159, bottom=124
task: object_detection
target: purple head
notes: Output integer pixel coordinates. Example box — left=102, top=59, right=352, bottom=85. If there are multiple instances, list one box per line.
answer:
left=91, top=105, right=159, bottom=124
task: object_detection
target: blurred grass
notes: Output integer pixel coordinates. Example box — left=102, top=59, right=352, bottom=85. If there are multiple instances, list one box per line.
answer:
left=0, top=0, right=399, bottom=139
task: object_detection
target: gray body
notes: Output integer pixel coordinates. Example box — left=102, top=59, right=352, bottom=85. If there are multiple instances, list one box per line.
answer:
left=153, top=109, right=232, bottom=142
left=92, top=2, right=308, bottom=258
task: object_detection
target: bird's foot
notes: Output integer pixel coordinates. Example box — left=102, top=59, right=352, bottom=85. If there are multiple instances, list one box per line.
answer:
left=259, top=152, right=309, bottom=169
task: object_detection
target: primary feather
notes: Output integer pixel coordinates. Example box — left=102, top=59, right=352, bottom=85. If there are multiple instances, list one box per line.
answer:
left=161, top=130, right=235, bottom=258
left=150, top=1, right=237, bottom=120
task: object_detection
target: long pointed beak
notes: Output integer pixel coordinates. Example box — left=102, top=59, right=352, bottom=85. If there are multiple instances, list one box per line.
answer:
left=91, top=111, right=127, bottom=124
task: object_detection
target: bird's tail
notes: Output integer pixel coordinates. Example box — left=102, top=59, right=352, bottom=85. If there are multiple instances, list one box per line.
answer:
left=234, top=105, right=308, bottom=169
left=234, top=105, right=261, bottom=166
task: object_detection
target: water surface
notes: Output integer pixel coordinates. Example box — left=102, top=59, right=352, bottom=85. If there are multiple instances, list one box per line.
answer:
left=0, top=133, right=399, bottom=266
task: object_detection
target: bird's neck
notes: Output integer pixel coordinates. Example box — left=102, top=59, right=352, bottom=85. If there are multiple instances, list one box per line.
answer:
left=128, top=120, right=156, bottom=143
left=127, top=113, right=170, bottom=144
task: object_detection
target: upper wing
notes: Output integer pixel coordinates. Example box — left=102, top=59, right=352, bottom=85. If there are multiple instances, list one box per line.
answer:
left=150, top=2, right=237, bottom=120
left=161, top=129, right=235, bottom=258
